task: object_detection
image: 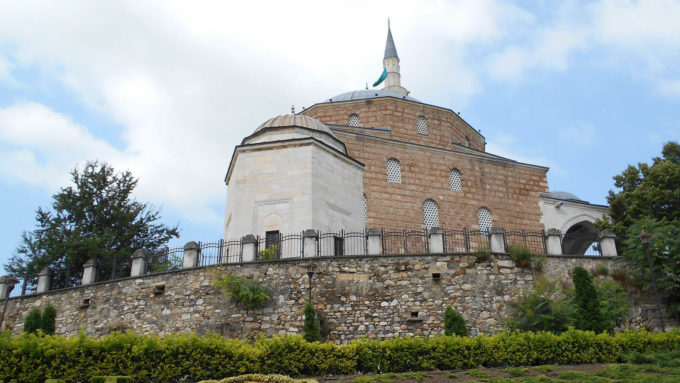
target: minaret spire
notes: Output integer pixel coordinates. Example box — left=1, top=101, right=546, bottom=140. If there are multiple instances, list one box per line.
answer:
left=382, top=19, right=408, bottom=95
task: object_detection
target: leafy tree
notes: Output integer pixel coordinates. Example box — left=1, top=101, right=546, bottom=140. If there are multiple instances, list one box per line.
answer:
left=24, top=308, right=42, bottom=334
left=303, top=303, right=322, bottom=342
left=572, top=266, right=604, bottom=332
left=41, top=304, right=57, bottom=335
left=4, top=161, right=179, bottom=287
left=597, top=141, right=680, bottom=242
left=622, top=217, right=680, bottom=320
left=507, top=277, right=572, bottom=333
left=444, top=306, right=467, bottom=336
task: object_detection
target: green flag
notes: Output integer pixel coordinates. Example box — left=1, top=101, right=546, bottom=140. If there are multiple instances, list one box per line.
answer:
left=372, top=67, right=387, bottom=87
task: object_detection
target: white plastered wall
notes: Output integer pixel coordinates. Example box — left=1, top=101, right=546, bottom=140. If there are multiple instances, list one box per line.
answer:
left=539, top=197, right=608, bottom=233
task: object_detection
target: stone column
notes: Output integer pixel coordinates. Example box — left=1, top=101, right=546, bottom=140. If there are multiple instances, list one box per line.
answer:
left=36, top=266, right=53, bottom=293
left=0, top=276, right=19, bottom=299
left=600, top=232, right=617, bottom=257
left=81, top=258, right=97, bottom=285
left=428, top=227, right=444, bottom=254
left=303, top=230, right=318, bottom=258
left=242, top=235, right=257, bottom=262
left=366, top=229, right=382, bottom=255
left=489, top=228, right=506, bottom=253
left=182, top=241, right=200, bottom=268
left=545, top=229, right=563, bottom=256
left=130, top=249, right=148, bottom=277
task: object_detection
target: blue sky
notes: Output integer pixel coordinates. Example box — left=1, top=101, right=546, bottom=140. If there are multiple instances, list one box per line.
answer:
left=1, top=0, right=679, bottom=271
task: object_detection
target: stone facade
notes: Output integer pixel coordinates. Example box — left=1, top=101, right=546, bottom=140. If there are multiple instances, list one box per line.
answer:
left=1, top=253, right=671, bottom=342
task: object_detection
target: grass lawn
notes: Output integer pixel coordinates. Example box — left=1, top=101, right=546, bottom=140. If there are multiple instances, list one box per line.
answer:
left=317, top=364, right=680, bottom=383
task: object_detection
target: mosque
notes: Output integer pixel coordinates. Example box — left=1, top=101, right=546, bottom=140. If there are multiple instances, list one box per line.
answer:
left=223, top=23, right=608, bottom=256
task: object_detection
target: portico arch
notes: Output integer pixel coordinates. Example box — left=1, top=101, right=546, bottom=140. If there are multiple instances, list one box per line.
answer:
left=561, top=220, right=600, bottom=256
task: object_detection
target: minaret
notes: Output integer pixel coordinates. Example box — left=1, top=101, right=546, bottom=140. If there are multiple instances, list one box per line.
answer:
left=383, top=20, right=408, bottom=95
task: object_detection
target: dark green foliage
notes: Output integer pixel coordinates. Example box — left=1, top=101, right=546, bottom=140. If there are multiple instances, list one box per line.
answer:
left=597, top=281, right=629, bottom=332
left=572, top=266, right=604, bottom=332
left=90, top=377, right=132, bottom=383
left=507, top=277, right=571, bottom=333
left=41, top=305, right=56, bottom=335
left=211, top=273, right=270, bottom=308
left=596, top=141, right=680, bottom=241
left=4, top=162, right=179, bottom=287
left=23, top=308, right=42, bottom=334
left=303, top=303, right=322, bottom=342
left=623, top=346, right=680, bottom=367
left=622, top=217, right=680, bottom=320
left=444, top=306, right=467, bottom=336
left=0, top=330, right=679, bottom=381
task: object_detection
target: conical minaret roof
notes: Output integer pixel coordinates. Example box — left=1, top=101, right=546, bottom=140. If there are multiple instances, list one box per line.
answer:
left=384, top=21, right=399, bottom=60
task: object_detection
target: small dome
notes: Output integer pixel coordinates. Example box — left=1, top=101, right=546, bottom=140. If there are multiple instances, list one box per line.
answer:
left=255, top=114, right=335, bottom=137
left=325, top=89, right=420, bottom=103
left=546, top=191, right=584, bottom=202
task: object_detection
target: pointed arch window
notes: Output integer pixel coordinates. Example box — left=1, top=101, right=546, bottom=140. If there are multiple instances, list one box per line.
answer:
left=386, top=158, right=401, bottom=183
left=348, top=113, right=360, bottom=127
left=416, top=116, right=428, bottom=135
left=449, top=169, right=462, bottom=192
left=423, top=199, right=439, bottom=229
left=478, top=207, right=492, bottom=234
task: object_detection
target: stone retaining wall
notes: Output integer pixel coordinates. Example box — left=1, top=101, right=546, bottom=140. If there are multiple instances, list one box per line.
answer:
left=0, top=254, right=671, bottom=342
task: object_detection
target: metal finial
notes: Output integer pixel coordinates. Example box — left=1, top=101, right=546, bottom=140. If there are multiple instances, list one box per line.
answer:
left=388, top=18, right=390, bottom=28
left=365, top=83, right=368, bottom=89
left=291, top=105, right=295, bottom=114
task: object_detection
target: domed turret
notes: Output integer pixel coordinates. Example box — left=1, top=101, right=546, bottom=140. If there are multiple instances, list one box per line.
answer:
left=244, top=114, right=345, bottom=154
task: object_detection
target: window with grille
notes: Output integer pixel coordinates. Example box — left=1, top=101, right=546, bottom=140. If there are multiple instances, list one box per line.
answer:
left=478, top=208, right=492, bottom=233
left=348, top=113, right=360, bottom=127
left=362, top=194, right=367, bottom=224
left=265, top=230, right=280, bottom=252
left=416, top=116, right=428, bottom=135
left=449, top=169, right=462, bottom=192
left=423, top=199, right=439, bottom=229
left=386, top=158, right=401, bottom=183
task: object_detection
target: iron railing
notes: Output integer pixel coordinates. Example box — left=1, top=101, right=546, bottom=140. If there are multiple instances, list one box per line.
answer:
left=505, top=230, right=547, bottom=255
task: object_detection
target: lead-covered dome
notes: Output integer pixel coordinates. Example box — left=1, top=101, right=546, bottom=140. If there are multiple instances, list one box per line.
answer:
left=325, top=89, right=420, bottom=103
left=255, top=114, right=336, bottom=137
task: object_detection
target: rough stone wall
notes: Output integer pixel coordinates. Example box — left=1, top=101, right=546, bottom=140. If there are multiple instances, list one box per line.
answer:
left=2, top=254, right=669, bottom=342
left=333, top=129, right=548, bottom=231
left=303, top=98, right=485, bottom=152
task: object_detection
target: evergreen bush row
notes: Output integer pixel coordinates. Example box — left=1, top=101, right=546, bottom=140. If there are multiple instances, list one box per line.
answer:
left=0, top=329, right=678, bottom=382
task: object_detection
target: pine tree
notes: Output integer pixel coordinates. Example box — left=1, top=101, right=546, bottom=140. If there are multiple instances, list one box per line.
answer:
left=302, top=303, right=322, bottom=342
left=444, top=306, right=467, bottom=336
left=24, top=308, right=42, bottom=334
left=572, top=266, right=604, bottom=332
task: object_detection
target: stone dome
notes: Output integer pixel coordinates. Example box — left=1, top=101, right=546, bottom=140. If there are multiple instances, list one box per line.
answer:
left=546, top=191, right=584, bottom=202
left=255, top=114, right=336, bottom=137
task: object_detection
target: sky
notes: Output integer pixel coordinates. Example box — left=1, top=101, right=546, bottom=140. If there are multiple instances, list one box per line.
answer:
left=1, top=0, right=679, bottom=271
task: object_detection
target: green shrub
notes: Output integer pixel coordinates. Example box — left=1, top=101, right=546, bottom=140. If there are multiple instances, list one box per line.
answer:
left=90, top=377, right=132, bottom=383
left=444, top=307, right=467, bottom=336
left=211, top=272, right=270, bottom=308
left=508, top=245, right=531, bottom=268
left=572, top=266, right=604, bottom=332
left=41, top=305, right=56, bottom=335
left=303, top=303, right=321, bottom=342
left=0, top=329, right=679, bottom=381
left=473, top=245, right=490, bottom=263
left=199, top=374, right=318, bottom=383
left=597, top=280, right=629, bottom=332
left=258, top=246, right=278, bottom=261
left=507, top=277, right=571, bottom=333
left=23, top=308, right=42, bottom=334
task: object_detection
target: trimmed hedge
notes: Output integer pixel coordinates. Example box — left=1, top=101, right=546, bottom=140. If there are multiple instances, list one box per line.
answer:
left=0, top=329, right=678, bottom=382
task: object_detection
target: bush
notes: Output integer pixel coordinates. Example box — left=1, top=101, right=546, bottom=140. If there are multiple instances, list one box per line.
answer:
left=508, top=245, right=531, bottom=268
left=258, top=246, right=278, bottom=261
left=41, top=305, right=56, bottom=335
left=0, top=330, right=679, bottom=380
left=444, top=307, right=467, bottom=336
left=507, top=277, right=571, bottom=333
left=211, top=272, right=270, bottom=308
left=572, top=266, right=604, bottom=332
left=23, top=308, right=42, bottom=334
left=303, top=303, right=321, bottom=342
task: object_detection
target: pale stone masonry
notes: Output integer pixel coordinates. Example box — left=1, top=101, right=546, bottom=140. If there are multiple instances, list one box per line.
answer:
left=1, top=253, right=672, bottom=341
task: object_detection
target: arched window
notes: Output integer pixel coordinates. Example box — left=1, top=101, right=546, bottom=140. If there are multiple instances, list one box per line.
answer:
left=386, top=158, right=401, bottom=183
left=416, top=116, right=428, bottom=135
left=348, top=113, right=360, bottom=127
left=423, top=199, right=440, bottom=229
left=478, top=207, right=492, bottom=233
left=449, top=169, right=462, bottom=192
left=362, top=194, right=368, bottom=224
